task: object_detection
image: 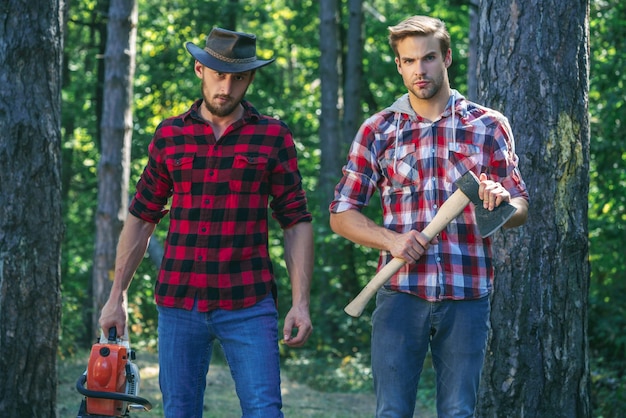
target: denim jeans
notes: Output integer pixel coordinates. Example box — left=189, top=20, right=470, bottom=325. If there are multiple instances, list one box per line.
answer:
left=371, top=288, right=490, bottom=418
left=157, top=293, right=283, bottom=418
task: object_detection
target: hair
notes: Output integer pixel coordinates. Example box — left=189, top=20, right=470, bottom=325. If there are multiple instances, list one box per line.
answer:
left=388, top=16, right=451, bottom=58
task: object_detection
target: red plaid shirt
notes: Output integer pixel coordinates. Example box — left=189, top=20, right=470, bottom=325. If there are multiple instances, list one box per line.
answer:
left=330, top=92, right=528, bottom=301
left=130, top=99, right=312, bottom=311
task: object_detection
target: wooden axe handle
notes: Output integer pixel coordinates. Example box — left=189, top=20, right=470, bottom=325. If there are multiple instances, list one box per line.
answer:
left=343, top=189, right=471, bottom=317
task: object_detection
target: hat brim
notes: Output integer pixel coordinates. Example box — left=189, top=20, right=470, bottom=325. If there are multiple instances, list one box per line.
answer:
left=186, top=42, right=275, bottom=73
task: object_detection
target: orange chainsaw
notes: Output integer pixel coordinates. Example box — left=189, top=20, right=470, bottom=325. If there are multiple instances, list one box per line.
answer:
left=76, top=327, right=152, bottom=417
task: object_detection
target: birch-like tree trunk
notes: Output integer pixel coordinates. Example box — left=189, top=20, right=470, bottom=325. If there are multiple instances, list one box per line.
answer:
left=92, top=0, right=138, bottom=336
left=0, top=0, right=64, bottom=416
left=475, top=1, right=591, bottom=417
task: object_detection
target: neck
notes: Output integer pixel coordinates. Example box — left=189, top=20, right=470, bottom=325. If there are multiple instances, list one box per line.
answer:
left=200, top=102, right=244, bottom=126
left=199, top=103, right=244, bottom=139
left=409, top=84, right=451, bottom=122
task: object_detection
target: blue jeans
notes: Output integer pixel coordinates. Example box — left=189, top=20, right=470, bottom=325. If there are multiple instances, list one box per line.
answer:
left=157, top=294, right=283, bottom=418
left=371, top=288, right=490, bottom=418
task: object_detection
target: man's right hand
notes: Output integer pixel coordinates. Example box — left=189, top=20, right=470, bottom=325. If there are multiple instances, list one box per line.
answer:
left=98, top=294, right=128, bottom=338
left=388, top=230, right=438, bottom=264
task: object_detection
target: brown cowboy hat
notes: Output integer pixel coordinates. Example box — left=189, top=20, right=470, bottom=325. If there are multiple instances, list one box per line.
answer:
left=185, top=27, right=275, bottom=73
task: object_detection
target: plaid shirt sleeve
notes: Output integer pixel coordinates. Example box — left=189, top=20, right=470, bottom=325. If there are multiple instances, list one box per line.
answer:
left=329, top=115, right=383, bottom=214
left=129, top=126, right=174, bottom=224
left=269, top=129, right=312, bottom=228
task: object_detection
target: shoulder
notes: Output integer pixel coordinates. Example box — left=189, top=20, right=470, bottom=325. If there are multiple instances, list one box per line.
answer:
left=462, top=99, right=510, bottom=130
left=243, top=101, right=293, bottom=134
left=361, top=108, right=396, bottom=134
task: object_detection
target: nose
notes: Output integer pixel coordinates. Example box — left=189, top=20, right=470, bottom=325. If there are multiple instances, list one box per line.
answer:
left=218, top=74, right=238, bottom=95
left=414, top=61, right=425, bottom=76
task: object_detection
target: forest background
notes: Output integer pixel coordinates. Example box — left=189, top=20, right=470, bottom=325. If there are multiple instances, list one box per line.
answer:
left=21, top=0, right=626, bottom=416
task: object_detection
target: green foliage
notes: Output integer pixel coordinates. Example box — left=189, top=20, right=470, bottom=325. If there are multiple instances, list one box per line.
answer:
left=588, top=0, right=626, bottom=370
left=591, top=358, right=626, bottom=418
left=587, top=1, right=626, bottom=415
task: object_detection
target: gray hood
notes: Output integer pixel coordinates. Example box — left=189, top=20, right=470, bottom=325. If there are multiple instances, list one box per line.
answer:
left=386, top=93, right=417, bottom=120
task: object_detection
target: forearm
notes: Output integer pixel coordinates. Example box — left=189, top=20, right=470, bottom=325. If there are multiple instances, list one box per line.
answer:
left=503, top=196, right=529, bottom=229
left=108, top=214, right=157, bottom=302
left=283, top=221, right=313, bottom=308
left=330, top=209, right=398, bottom=252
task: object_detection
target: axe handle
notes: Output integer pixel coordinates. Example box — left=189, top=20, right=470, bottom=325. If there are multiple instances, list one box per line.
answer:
left=343, top=189, right=471, bottom=317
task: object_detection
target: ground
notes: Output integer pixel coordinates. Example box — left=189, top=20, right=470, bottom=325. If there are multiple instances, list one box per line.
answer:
left=58, top=351, right=435, bottom=418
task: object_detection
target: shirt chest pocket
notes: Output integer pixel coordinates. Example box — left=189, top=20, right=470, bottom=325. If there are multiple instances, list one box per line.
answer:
left=378, top=143, right=419, bottom=191
left=447, top=142, right=482, bottom=183
left=166, top=155, right=195, bottom=194
left=229, top=154, right=269, bottom=193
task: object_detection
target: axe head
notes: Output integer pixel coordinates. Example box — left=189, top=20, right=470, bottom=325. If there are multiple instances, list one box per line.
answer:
left=454, top=170, right=517, bottom=238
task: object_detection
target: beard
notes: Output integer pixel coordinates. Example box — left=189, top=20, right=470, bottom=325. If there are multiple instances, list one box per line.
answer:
left=406, top=72, right=445, bottom=101
left=202, top=94, right=241, bottom=117
left=200, top=79, right=249, bottom=118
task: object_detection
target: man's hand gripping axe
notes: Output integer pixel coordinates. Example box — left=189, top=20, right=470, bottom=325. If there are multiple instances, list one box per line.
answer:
left=343, top=170, right=517, bottom=317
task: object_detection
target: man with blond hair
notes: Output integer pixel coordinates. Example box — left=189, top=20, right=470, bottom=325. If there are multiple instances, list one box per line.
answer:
left=330, top=15, right=529, bottom=417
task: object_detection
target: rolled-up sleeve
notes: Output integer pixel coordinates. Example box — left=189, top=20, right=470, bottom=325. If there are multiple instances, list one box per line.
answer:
left=129, top=132, right=172, bottom=224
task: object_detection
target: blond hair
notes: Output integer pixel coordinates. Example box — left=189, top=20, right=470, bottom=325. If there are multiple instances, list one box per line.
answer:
left=388, top=16, right=450, bottom=58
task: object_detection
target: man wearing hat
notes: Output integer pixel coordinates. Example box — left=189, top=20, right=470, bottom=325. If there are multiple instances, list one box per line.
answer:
left=99, top=28, right=314, bottom=417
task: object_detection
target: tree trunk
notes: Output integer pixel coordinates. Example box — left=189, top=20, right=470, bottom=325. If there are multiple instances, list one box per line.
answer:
left=319, top=0, right=342, bottom=214
left=475, top=1, right=591, bottom=417
left=466, top=0, right=479, bottom=101
left=0, top=1, right=64, bottom=416
left=92, top=0, right=138, bottom=337
left=343, top=0, right=364, bottom=151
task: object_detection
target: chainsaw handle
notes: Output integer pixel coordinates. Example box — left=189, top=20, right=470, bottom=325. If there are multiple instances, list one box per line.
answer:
left=76, top=372, right=153, bottom=411
left=108, top=327, right=117, bottom=343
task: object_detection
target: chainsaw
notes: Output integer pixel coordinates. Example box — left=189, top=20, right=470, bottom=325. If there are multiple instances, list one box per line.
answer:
left=76, top=327, right=152, bottom=417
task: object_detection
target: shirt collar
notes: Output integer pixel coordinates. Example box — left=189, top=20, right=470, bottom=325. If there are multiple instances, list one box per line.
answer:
left=183, top=99, right=262, bottom=123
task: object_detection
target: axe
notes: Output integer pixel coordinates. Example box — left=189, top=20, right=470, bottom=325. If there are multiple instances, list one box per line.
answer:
left=343, top=170, right=517, bottom=317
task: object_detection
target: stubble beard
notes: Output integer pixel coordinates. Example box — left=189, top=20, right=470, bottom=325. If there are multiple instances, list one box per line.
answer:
left=407, top=73, right=444, bottom=101
left=202, top=94, right=240, bottom=117
left=200, top=79, right=248, bottom=118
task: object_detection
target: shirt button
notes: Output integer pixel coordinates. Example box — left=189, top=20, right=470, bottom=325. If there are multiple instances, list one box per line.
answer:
left=201, top=227, right=207, bottom=232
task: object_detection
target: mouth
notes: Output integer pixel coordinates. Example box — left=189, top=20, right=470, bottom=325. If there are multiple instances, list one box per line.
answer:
left=214, top=95, right=231, bottom=104
left=414, top=80, right=429, bottom=89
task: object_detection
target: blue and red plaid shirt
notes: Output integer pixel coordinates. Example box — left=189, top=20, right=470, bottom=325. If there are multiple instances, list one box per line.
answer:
left=330, top=91, right=529, bottom=301
left=130, top=99, right=312, bottom=311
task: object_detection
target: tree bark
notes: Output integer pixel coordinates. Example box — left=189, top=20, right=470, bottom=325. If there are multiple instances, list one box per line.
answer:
left=475, top=1, right=591, bottom=417
left=0, top=0, right=64, bottom=416
left=466, top=0, right=479, bottom=101
left=92, top=0, right=138, bottom=336
left=319, top=0, right=342, bottom=214
left=343, top=0, right=364, bottom=150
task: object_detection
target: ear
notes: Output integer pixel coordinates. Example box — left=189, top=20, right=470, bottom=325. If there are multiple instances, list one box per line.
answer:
left=444, top=49, right=452, bottom=69
left=193, top=60, right=204, bottom=78
left=395, top=56, right=402, bottom=74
